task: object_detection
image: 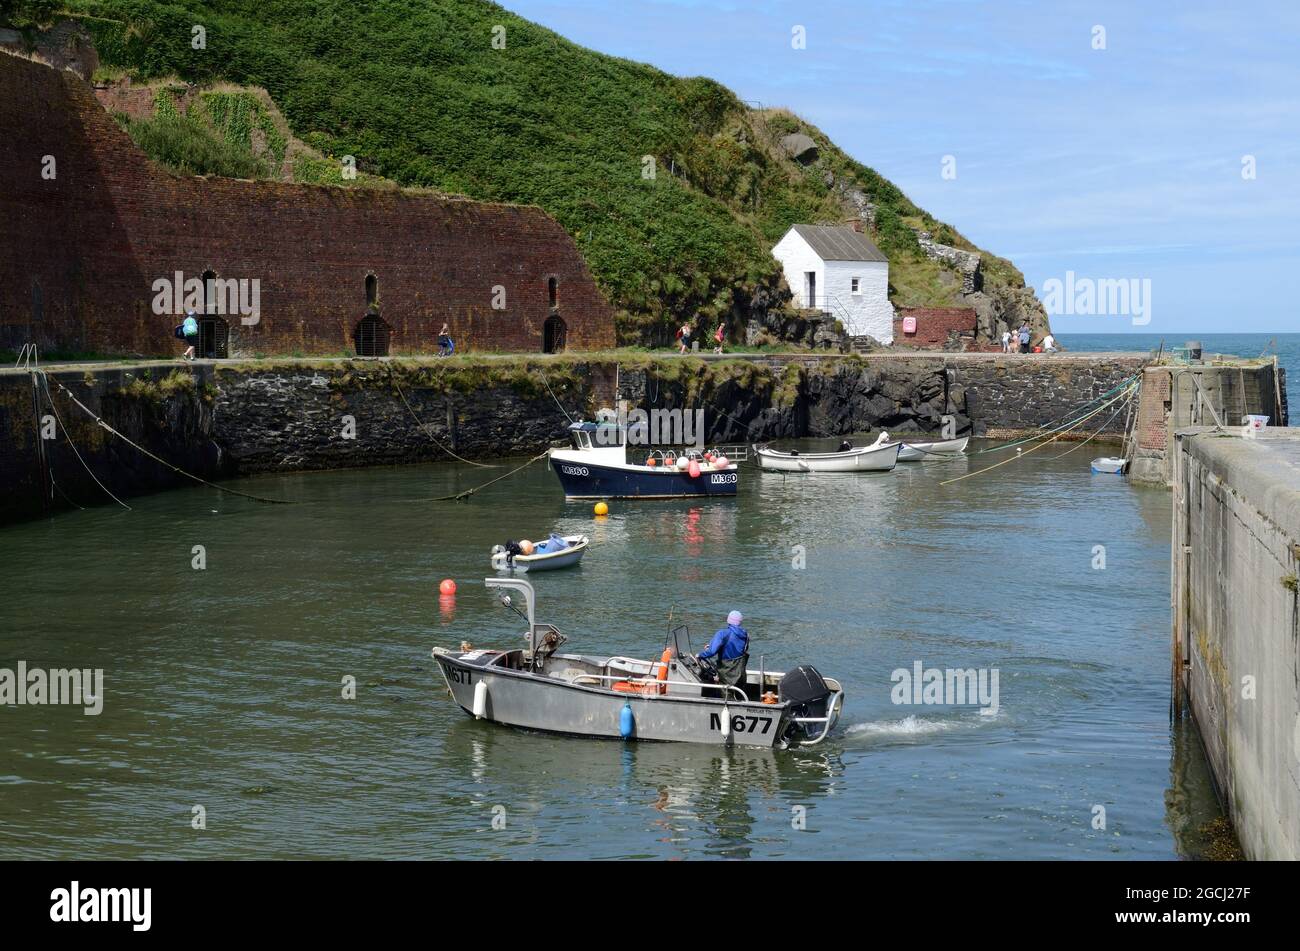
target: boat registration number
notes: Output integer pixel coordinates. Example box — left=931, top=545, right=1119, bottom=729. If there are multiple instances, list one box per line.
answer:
left=710, top=473, right=737, bottom=485
left=710, top=712, right=773, bottom=734
left=560, top=465, right=589, bottom=476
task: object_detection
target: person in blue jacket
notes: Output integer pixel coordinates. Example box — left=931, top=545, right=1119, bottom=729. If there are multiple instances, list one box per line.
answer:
left=698, top=610, right=750, bottom=688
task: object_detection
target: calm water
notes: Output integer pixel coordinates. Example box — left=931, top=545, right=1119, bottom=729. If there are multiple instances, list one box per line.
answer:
left=1061, top=332, right=1297, bottom=423
left=0, top=440, right=1225, bottom=859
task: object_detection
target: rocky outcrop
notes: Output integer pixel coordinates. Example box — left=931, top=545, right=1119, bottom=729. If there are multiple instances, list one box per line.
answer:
left=964, top=285, right=1054, bottom=345
left=741, top=281, right=846, bottom=351
left=914, top=230, right=982, bottom=293
left=778, top=132, right=818, bottom=163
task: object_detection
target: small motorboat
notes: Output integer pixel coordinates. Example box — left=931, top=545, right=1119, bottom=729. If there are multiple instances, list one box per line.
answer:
left=549, top=421, right=741, bottom=499
left=753, top=438, right=899, bottom=473
left=490, top=534, right=589, bottom=572
left=893, top=434, right=970, bottom=461
left=432, top=578, right=844, bottom=748
left=1091, top=456, right=1127, bottom=474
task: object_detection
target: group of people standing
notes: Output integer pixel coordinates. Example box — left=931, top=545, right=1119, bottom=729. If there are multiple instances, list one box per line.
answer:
left=676, top=320, right=727, bottom=355
left=1001, top=323, right=1057, bottom=354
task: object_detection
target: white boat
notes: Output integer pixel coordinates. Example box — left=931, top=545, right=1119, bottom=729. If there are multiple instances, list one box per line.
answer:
left=490, top=534, right=589, bottom=571
left=1091, top=457, right=1127, bottom=474
left=432, top=578, right=845, bottom=747
left=753, top=438, right=899, bottom=472
left=894, top=434, right=970, bottom=461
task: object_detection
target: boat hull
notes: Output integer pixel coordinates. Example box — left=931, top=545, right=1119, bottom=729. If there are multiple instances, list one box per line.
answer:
left=433, top=652, right=788, bottom=747
left=549, top=455, right=738, bottom=499
left=755, top=442, right=899, bottom=472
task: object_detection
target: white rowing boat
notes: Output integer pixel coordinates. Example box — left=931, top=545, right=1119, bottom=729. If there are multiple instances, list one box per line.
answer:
left=894, top=434, right=970, bottom=461
left=1090, top=457, right=1127, bottom=474
left=753, top=439, right=900, bottom=472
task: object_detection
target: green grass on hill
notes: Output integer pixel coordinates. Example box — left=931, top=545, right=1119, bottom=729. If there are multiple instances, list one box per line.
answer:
left=26, top=0, right=1030, bottom=341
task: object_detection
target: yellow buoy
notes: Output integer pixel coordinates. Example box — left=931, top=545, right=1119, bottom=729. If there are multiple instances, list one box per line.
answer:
left=594, top=501, right=609, bottom=517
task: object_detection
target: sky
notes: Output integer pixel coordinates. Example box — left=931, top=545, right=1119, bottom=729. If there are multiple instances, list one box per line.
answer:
left=503, top=0, right=1300, bottom=334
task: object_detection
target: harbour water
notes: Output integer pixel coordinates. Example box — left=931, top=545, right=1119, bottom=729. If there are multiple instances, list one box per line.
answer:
left=0, top=436, right=1226, bottom=859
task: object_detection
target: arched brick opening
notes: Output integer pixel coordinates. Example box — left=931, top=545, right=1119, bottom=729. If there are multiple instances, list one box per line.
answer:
left=355, top=314, right=391, bottom=357
left=543, top=314, right=567, bottom=354
left=199, top=315, right=229, bottom=359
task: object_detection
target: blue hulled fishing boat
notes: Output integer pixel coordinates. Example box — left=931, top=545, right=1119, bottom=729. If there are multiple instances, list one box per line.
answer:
left=549, top=421, right=740, bottom=499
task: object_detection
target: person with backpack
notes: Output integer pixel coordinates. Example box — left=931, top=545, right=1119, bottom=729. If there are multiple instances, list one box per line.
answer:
left=677, top=322, right=692, bottom=354
left=712, top=321, right=726, bottom=354
left=438, top=322, right=454, bottom=357
left=176, top=309, right=199, bottom=361
left=1018, top=323, right=1031, bottom=354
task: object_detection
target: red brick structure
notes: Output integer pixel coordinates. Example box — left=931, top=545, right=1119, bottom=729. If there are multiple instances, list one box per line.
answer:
left=0, top=53, right=615, bottom=357
left=892, top=306, right=993, bottom=352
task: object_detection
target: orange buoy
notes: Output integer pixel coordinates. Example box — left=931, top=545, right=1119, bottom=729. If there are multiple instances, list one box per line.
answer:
left=646, top=457, right=656, bottom=467
left=519, top=539, right=535, bottom=555
left=439, top=578, right=457, bottom=596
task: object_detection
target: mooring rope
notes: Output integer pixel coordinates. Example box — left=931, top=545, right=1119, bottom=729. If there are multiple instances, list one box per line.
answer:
left=391, top=377, right=502, bottom=469
left=969, top=371, right=1144, bottom=455
left=424, top=449, right=552, bottom=502
left=37, top=372, right=132, bottom=511
left=938, top=386, right=1136, bottom=486
left=41, top=372, right=298, bottom=506
left=1048, top=386, right=1138, bottom=460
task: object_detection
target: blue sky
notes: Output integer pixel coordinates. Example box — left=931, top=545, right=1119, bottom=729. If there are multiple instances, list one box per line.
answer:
left=504, top=0, right=1299, bottom=334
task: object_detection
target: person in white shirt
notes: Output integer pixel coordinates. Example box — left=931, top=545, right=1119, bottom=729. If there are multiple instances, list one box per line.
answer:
left=1000, top=329, right=1012, bottom=353
left=1042, top=333, right=1057, bottom=352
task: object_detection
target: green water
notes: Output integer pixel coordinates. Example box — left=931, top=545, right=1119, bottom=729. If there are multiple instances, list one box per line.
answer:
left=0, top=440, right=1225, bottom=859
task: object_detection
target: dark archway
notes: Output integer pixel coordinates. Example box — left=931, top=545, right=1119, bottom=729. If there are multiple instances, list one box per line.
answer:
left=199, top=316, right=229, bottom=359
left=202, top=269, right=218, bottom=315
left=355, top=314, right=391, bottom=356
left=543, top=314, right=567, bottom=354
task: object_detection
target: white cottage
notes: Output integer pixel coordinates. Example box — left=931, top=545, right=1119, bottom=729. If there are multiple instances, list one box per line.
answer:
left=771, top=224, right=893, bottom=342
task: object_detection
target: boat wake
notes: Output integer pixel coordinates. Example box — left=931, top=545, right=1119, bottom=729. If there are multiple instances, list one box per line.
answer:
left=846, top=714, right=957, bottom=738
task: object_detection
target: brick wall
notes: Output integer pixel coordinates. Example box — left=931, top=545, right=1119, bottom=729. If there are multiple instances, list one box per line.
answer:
left=892, top=306, right=992, bottom=351
left=0, top=53, right=615, bottom=357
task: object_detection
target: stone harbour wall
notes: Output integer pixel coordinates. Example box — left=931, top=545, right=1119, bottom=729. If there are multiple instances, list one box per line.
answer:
left=0, top=352, right=1167, bottom=524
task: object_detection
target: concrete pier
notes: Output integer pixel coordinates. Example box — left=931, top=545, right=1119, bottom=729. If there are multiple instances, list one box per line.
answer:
left=1171, top=425, right=1300, bottom=859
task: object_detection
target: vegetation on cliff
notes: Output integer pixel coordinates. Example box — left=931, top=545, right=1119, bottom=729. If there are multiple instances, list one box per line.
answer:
left=15, top=0, right=1042, bottom=342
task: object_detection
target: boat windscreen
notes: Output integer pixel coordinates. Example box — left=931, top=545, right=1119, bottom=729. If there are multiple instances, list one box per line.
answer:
left=671, top=624, right=692, bottom=659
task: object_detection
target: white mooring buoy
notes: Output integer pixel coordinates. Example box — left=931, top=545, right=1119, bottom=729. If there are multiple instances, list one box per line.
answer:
left=472, top=679, right=488, bottom=719
left=720, top=705, right=732, bottom=741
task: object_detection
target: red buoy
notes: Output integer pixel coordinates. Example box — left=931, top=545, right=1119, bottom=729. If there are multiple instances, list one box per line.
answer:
left=688, top=460, right=701, bottom=478
left=439, top=578, right=457, bottom=596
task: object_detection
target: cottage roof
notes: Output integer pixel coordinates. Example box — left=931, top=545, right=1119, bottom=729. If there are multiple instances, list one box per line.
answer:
left=788, top=224, right=887, bottom=262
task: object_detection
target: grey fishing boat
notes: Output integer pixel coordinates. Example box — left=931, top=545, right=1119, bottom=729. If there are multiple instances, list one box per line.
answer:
left=432, top=579, right=844, bottom=748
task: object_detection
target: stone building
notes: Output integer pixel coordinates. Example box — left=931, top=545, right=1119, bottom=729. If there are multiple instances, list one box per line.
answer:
left=771, top=223, right=893, bottom=343
left=0, top=52, right=615, bottom=358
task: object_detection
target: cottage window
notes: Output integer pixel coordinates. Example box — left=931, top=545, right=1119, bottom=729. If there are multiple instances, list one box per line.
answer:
left=851, top=277, right=861, bottom=294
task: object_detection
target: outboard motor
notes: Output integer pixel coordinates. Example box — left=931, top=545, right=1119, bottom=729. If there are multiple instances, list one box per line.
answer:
left=779, top=666, right=833, bottom=741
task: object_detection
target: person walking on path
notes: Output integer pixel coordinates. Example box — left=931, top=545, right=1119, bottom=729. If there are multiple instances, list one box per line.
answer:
left=179, top=310, right=199, bottom=361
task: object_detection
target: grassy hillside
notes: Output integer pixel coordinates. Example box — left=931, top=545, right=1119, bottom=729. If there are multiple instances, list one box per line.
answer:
left=29, top=0, right=1036, bottom=341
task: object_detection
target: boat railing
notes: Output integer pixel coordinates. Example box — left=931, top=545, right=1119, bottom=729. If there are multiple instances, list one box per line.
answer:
left=791, top=691, right=844, bottom=746
left=571, top=672, right=751, bottom=702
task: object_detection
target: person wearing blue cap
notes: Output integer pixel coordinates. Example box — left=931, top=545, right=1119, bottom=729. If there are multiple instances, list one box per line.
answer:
left=699, top=610, right=750, bottom=690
